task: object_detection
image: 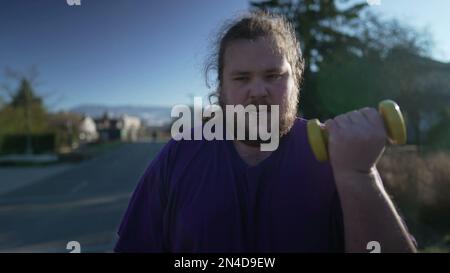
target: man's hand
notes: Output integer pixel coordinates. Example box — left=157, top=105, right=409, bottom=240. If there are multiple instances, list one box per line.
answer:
left=324, top=107, right=387, bottom=175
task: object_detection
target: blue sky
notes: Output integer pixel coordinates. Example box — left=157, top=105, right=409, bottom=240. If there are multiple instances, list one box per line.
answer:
left=365, top=0, right=450, bottom=62
left=0, top=0, right=448, bottom=111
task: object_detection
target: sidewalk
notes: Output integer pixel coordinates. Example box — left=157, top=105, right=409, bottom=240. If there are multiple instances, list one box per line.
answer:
left=0, top=154, right=58, bottom=164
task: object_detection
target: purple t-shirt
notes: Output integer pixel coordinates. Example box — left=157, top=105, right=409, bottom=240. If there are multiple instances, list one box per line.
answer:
left=114, top=118, right=345, bottom=252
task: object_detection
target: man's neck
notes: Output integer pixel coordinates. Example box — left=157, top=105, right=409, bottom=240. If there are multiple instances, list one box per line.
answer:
left=232, top=140, right=273, bottom=167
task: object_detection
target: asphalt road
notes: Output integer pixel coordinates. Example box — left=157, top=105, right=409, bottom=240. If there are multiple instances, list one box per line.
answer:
left=0, top=142, right=165, bottom=253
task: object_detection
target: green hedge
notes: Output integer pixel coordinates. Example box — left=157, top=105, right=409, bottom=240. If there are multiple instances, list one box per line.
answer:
left=0, top=134, right=56, bottom=154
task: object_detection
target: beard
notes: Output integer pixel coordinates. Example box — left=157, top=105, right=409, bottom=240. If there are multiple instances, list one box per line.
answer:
left=279, top=88, right=299, bottom=137
left=219, top=90, right=299, bottom=147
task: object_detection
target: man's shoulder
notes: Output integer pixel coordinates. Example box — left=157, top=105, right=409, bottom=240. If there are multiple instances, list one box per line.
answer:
left=291, top=117, right=308, bottom=133
left=158, top=132, right=222, bottom=164
left=280, top=117, right=308, bottom=147
left=284, top=117, right=334, bottom=167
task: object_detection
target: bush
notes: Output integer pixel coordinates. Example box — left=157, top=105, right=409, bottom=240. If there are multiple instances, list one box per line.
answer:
left=378, top=146, right=450, bottom=249
left=0, top=134, right=56, bottom=154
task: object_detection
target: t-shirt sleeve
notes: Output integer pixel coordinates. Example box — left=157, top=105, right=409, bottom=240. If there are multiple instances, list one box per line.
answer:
left=113, top=143, right=172, bottom=253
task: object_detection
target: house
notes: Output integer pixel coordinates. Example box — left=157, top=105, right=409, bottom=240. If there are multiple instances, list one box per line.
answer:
left=78, top=115, right=98, bottom=143
left=94, top=112, right=142, bottom=142
left=120, top=114, right=141, bottom=141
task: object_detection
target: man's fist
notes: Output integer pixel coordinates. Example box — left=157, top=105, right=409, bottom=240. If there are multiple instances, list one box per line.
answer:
left=324, top=107, right=387, bottom=175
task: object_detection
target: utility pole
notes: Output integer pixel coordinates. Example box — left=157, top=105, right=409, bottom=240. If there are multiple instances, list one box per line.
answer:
left=23, top=79, right=33, bottom=155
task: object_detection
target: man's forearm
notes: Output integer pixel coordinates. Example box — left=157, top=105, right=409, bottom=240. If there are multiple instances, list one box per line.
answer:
left=333, top=167, right=417, bottom=253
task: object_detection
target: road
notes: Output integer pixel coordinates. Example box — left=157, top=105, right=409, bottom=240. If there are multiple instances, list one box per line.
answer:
left=0, top=142, right=165, bottom=253
left=0, top=164, right=73, bottom=196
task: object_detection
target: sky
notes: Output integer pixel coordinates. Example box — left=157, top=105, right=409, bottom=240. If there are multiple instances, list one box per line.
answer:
left=364, top=0, right=450, bottom=62
left=0, top=0, right=449, bottom=111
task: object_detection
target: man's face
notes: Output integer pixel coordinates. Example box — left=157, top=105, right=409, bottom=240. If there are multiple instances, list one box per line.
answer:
left=220, top=36, right=298, bottom=137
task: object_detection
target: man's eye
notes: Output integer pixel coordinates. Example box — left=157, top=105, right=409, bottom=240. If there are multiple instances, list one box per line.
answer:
left=233, top=77, right=249, bottom=82
left=266, top=74, right=282, bottom=80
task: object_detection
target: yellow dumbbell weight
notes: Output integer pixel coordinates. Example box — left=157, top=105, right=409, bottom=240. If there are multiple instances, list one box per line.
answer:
left=307, top=100, right=407, bottom=162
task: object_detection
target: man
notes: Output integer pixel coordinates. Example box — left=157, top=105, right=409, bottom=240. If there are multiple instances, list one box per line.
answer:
left=114, top=11, right=416, bottom=253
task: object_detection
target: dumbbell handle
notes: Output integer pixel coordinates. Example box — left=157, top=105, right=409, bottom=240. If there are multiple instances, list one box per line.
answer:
left=307, top=100, right=407, bottom=162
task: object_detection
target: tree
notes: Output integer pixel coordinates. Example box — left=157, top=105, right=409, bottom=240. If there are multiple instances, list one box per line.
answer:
left=315, top=47, right=387, bottom=116
left=0, top=96, right=4, bottom=110
left=0, top=69, right=48, bottom=154
left=356, top=15, right=440, bottom=146
left=11, top=78, right=44, bottom=108
left=251, top=1, right=444, bottom=147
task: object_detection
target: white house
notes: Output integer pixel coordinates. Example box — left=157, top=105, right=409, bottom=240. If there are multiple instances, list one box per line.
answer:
left=119, top=114, right=141, bottom=142
left=78, top=116, right=98, bottom=143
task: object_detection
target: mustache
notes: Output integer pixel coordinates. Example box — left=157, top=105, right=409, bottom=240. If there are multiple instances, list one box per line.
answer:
left=244, top=100, right=277, bottom=111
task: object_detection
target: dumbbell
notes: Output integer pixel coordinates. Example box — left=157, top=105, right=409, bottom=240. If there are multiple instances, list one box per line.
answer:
left=307, top=100, right=407, bottom=162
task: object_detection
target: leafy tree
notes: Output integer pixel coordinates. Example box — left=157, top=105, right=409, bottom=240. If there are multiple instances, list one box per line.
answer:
left=0, top=79, right=48, bottom=133
left=315, top=48, right=387, bottom=116
left=0, top=77, right=48, bottom=154
left=11, top=79, right=44, bottom=108
left=251, top=1, right=446, bottom=146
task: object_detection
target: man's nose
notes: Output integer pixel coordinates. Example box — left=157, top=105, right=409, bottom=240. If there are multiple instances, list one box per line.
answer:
left=248, top=78, right=269, bottom=100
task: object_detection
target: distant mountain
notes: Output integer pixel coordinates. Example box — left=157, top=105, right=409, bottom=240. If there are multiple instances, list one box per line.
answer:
left=70, top=104, right=173, bottom=127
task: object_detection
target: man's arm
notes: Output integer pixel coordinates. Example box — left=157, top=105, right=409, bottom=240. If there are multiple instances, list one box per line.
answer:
left=333, top=167, right=416, bottom=253
left=325, top=107, right=417, bottom=253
